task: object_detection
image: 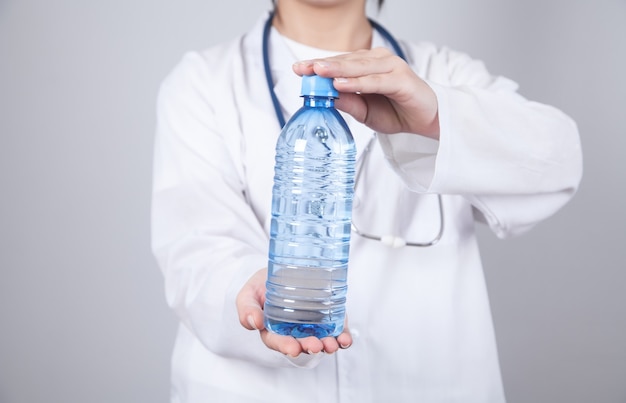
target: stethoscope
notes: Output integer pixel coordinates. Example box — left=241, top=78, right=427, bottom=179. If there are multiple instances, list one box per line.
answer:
left=262, top=12, right=444, bottom=248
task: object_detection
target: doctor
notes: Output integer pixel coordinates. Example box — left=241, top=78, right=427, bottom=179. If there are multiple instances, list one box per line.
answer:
left=151, top=0, right=583, bottom=402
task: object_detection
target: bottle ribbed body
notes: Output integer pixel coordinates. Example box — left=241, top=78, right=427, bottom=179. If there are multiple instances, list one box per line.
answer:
left=264, top=99, right=356, bottom=338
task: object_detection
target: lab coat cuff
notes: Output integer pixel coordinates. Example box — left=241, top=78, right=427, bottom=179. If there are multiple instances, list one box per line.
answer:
left=284, top=351, right=325, bottom=368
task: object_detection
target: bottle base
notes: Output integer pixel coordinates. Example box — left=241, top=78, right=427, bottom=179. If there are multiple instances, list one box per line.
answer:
left=265, top=319, right=342, bottom=338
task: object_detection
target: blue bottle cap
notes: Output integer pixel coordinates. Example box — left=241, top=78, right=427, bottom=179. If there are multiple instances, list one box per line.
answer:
left=300, top=74, right=339, bottom=98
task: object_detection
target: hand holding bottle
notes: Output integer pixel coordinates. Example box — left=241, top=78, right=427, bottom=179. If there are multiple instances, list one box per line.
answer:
left=236, top=268, right=353, bottom=357
left=292, top=47, right=440, bottom=139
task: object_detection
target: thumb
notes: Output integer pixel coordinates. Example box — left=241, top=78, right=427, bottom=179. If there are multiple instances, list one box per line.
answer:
left=236, top=269, right=268, bottom=331
left=334, top=92, right=369, bottom=125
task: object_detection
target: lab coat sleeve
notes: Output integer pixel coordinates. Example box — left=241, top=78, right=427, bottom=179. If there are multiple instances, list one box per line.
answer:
left=151, top=52, right=298, bottom=367
left=378, top=45, right=583, bottom=238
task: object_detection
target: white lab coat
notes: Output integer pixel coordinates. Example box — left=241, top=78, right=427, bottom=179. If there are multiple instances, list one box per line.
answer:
left=152, top=12, right=582, bottom=403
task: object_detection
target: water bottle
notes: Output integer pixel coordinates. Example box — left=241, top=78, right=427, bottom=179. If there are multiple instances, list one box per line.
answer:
left=264, top=74, right=356, bottom=339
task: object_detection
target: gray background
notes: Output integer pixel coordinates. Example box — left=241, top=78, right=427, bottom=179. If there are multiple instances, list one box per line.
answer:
left=0, top=0, right=624, bottom=402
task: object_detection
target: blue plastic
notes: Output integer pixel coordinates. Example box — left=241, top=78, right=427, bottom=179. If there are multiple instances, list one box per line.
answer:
left=264, top=75, right=355, bottom=338
left=300, top=75, right=339, bottom=98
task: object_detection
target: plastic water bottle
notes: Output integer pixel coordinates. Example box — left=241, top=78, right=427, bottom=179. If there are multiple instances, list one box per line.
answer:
left=264, top=75, right=356, bottom=338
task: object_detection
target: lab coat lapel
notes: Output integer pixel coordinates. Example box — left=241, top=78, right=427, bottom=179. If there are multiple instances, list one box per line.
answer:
left=232, top=14, right=285, bottom=229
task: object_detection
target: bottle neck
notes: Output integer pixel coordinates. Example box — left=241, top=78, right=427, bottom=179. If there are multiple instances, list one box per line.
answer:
left=303, top=96, right=335, bottom=108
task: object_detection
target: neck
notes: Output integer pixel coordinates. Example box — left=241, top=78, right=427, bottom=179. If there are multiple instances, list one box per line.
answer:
left=273, top=0, right=372, bottom=51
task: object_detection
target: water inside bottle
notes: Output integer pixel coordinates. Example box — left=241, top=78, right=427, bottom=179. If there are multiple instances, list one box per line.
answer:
left=265, top=96, right=355, bottom=338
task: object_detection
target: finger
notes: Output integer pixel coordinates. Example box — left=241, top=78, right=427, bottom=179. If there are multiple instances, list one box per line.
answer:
left=237, top=288, right=264, bottom=328
left=320, top=336, right=340, bottom=354
left=292, top=48, right=397, bottom=78
left=236, top=288, right=264, bottom=330
left=296, top=336, right=325, bottom=354
left=321, top=323, right=352, bottom=354
left=334, top=92, right=369, bottom=124
left=298, top=60, right=419, bottom=108
left=242, top=307, right=265, bottom=331
left=292, top=60, right=315, bottom=76
left=337, top=316, right=353, bottom=351
left=336, top=93, right=405, bottom=134
left=260, top=329, right=304, bottom=357
left=334, top=69, right=424, bottom=106
left=236, top=269, right=268, bottom=330
left=317, top=48, right=400, bottom=78
left=337, top=327, right=353, bottom=350
left=333, top=73, right=401, bottom=97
